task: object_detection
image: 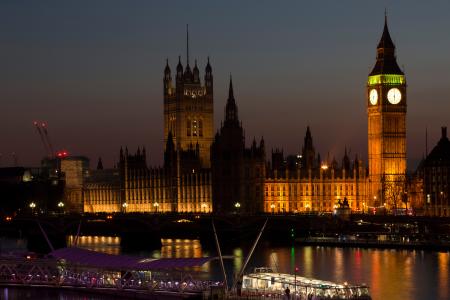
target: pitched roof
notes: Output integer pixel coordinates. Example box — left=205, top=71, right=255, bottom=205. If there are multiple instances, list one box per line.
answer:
left=50, top=247, right=215, bottom=270
left=425, top=128, right=450, bottom=164
left=369, top=17, right=404, bottom=76
left=377, top=17, right=395, bottom=49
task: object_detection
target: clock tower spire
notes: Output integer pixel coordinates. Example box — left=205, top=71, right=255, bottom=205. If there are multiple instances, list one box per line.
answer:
left=367, top=16, right=407, bottom=209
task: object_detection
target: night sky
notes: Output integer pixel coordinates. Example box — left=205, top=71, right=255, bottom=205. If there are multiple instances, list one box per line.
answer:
left=1, top=1, right=449, bottom=170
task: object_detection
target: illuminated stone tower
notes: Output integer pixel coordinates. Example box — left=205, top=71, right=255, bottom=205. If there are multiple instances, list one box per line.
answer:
left=367, top=16, right=407, bottom=208
left=163, top=27, right=214, bottom=168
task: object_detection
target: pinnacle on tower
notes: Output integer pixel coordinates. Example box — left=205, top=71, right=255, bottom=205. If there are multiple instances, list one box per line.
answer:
left=229, top=75, right=234, bottom=99
left=377, top=14, right=395, bottom=49
left=97, top=157, right=103, bottom=170
left=193, top=59, right=200, bottom=83
left=176, top=56, right=183, bottom=81
left=164, top=58, right=170, bottom=73
left=205, top=56, right=212, bottom=72
left=186, top=24, right=190, bottom=66
left=225, top=75, right=238, bottom=123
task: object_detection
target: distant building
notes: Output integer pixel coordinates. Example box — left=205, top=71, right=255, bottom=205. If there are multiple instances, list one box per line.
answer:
left=416, top=127, right=450, bottom=216
left=60, top=156, right=89, bottom=212
left=264, top=129, right=368, bottom=213
left=0, top=166, right=64, bottom=215
left=83, top=166, right=121, bottom=213
left=84, top=42, right=215, bottom=214
left=367, top=17, right=407, bottom=209
left=163, top=47, right=214, bottom=168
left=211, top=78, right=265, bottom=214
left=78, top=19, right=430, bottom=215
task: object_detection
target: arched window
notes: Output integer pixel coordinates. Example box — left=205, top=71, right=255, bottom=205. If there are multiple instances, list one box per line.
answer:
left=193, top=120, right=197, bottom=136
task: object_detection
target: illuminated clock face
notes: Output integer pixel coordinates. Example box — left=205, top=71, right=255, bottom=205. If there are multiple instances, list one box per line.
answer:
left=387, top=88, right=402, bottom=104
left=369, top=89, right=378, bottom=105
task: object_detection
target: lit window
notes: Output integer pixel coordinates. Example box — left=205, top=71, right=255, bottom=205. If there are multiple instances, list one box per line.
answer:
left=193, top=120, right=197, bottom=136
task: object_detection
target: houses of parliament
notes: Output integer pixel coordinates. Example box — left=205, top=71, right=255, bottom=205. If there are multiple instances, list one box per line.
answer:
left=62, top=19, right=427, bottom=215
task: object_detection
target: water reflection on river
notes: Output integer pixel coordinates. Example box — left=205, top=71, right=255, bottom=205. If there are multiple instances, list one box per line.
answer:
left=56, top=236, right=450, bottom=300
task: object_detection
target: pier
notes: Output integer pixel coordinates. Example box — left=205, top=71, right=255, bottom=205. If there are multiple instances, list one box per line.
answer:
left=0, top=251, right=221, bottom=299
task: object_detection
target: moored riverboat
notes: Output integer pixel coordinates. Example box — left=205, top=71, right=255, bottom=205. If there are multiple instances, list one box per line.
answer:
left=241, top=267, right=371, bottom=300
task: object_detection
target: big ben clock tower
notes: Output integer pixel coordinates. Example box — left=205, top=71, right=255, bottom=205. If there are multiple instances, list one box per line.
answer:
left=367, top=16, right=407, bottom=208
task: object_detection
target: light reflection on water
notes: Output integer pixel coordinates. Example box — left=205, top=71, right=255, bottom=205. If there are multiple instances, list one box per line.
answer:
left=66, top=235, right=121, bottom=255
left=64, top=235, right=450, bottom=300
left=438, top=252, right=449, bottom=300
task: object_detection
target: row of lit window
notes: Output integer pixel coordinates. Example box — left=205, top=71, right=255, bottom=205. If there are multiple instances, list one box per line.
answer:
left=265, top=190, right=355, bottom=196
left=265, top=202, right=336, bottom=210
left=265, top=183, right=357, bottom=193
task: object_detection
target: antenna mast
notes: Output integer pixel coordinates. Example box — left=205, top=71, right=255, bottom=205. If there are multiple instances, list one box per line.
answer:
left=186, top=24, right=189, bottom=65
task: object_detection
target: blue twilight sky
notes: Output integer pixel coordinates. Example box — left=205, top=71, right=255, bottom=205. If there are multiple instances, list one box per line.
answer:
left=1, top=1, right=449, bottom=170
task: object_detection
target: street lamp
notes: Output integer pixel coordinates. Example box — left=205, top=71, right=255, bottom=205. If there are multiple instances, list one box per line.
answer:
left=122, top=202, right=128, bottom=213
left=270, top=203, right=275, bottom=214
left=29, top=202, right=36, bottom=215
left=234, top=202, right=241, bottom=214
left=58, top=202, right=64, bottom=214
left=153, top=202, right=159, bottom=213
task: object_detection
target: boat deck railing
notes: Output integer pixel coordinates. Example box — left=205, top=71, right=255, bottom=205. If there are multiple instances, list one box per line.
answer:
left=241, top=272, right=370, bottom=300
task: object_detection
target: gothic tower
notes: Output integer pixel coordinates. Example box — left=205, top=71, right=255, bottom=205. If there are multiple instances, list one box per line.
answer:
left=163, top=26, right=214, bottom=168
left=367, top=16, right=407, bottom=207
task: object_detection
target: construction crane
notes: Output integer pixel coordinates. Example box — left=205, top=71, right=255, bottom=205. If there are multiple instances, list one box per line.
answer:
left=41, top=122, right=55, bottom=157
left=34, top=121, right=51, bottom=158
left=33, top=121, right=55, bottom=158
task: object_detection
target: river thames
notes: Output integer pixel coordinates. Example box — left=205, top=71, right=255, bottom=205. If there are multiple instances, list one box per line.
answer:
left=1, top=236, right=449, bottom=300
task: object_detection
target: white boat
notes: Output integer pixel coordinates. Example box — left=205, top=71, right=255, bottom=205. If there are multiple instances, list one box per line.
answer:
left=241, top=267, right=371, bottom=300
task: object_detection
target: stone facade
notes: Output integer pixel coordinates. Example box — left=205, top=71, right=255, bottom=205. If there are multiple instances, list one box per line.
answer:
left=60, top=156, right=89, bottom=212
left=211, top=79, right=266, bottom=214
left=264, top=130, right=368, bottom=213
left=416, top=127, right=450, bottom=216
left=163, top=57, right=214, bottom=168
left=83, top=168, right=120, bottom=213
